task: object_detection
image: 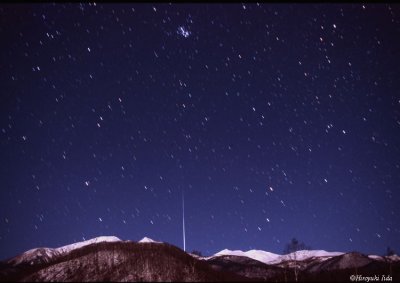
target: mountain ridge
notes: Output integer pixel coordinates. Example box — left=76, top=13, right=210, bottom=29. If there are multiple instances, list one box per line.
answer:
left=1, top=235, right=399, bottom=282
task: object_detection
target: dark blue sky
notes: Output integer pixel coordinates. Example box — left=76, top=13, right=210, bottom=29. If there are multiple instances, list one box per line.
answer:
left=1, top=3, right=400, bottom=260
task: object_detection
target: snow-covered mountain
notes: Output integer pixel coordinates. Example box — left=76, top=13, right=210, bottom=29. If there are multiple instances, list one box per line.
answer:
left=209, top=246, right=400, bottom=280
left=56, top=236, right=121, bottom=254
left=7, top=236, right=121, bottom=266
left=213, top=248, right=344, bottom=265
left=1, top=236, right=246, bottom=282
left=7, top=247, right=61, bottom=266
left=7, top=236, right=167, bottom=267
left=2, top=236, right=399, bottom=282
left=138, top=237, right=162, bottom=244
left=214, top=249, right=281, bottom=264
left=209, top=248, right=400, bottom=281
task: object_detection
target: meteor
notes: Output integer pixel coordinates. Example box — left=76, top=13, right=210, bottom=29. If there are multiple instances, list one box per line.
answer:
left=182, top=190, right=186, bottom=252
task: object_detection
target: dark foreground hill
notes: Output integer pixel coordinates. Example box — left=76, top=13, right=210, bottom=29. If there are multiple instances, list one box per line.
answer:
left=208, top=252, right=400, bottom=282
left=0, top=241, right=249, bottom=282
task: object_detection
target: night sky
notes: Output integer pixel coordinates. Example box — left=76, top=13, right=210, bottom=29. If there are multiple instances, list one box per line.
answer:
left=1, top=3, right=400, bottom=260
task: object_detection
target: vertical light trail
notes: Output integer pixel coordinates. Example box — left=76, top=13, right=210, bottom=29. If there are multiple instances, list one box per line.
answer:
left=182, top=190, right=186, bottom=252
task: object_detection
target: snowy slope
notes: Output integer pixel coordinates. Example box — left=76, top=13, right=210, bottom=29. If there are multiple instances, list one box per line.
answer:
left=56, top=236, right=121, bottom=254
left=386, top=254, right=400, bottom=261
left=138, top=237, right=162, bottom=244
left=8, top=236, right=121, bottom=266
left=215, top=249, right=281, bottom=264
left=8, top=248, right=61, bottom=266
left=213, top=249, right=344, bottom=265
left=368, top=255, right=385, bottom=261
left=9, top=235, right=163, bottom=266
left=281, top=250, right=344, bottom=262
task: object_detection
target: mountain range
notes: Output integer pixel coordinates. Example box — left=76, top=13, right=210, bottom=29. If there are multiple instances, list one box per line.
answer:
left=1, top=236, right=399, bottom=282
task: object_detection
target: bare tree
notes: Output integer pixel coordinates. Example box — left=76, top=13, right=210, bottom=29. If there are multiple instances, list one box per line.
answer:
left=385, top=246, right=396, bottom=276
left=283, top=238, right=311, bottom=282
left=386, top=246, right=395, bottom=256
left=191, top=250, right=202, bottom=257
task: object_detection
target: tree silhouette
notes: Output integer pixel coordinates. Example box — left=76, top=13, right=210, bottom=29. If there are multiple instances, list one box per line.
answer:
left=385, top=246, right=396, bottom=277
left=283, top=238, right=310, bottom=254
left=386, top=246, right=395, bottom=256
left=191, top=250, right=202, bottom=257
left=283, top=238, right=311, bottom=282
